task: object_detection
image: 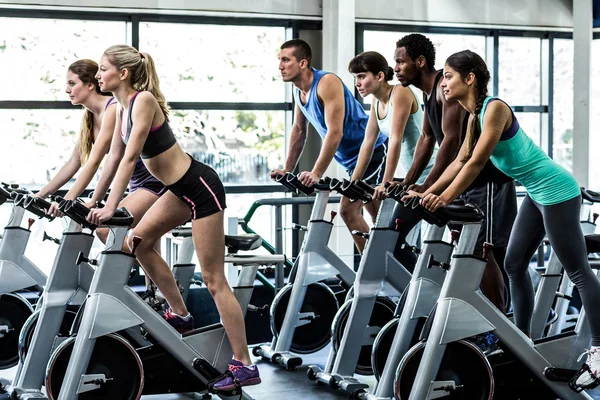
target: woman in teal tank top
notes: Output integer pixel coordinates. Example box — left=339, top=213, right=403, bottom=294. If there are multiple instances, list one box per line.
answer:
left=405, top=49, right=600, bottom=390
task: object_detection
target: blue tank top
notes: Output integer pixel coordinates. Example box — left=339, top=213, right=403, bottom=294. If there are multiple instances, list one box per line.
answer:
left=293, top=68, right=386, bottom=171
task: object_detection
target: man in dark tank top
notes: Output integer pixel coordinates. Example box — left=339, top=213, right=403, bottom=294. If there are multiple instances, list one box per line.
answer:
left=393, top=33, right=517, bottom=313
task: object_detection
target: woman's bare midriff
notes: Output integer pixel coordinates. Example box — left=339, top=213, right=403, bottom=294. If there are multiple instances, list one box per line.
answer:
left=144, top=144, right=192, bottom=186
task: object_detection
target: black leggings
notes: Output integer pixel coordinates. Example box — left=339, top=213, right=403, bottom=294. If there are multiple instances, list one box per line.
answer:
left=505, top=194, right=600, bottom=345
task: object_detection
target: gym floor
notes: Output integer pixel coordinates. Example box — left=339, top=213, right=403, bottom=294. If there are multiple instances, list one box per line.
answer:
left=4, top=345, right=600, bottom=399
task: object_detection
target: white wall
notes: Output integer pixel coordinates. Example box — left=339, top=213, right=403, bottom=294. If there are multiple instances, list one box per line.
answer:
left=0, top=0, right=573, bottom=28
left=357, top=0, right=573, bottom=28
left=0, top=0, right=323, bottom=16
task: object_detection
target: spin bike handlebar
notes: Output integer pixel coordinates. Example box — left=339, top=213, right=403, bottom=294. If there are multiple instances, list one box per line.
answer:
left=1, top=183, right=30, bottom=205
left=328, top=178, right=372, bottom=203
left=274, top=172, right=331, bottom=195
left=21, top=195, right=60, bottom=221
left=58, top=200, right=134, bottom=230
left=0, top=186, right=10, bottom=206
left=582, top=187, right=600, bottom=203
left=387, top=186, right=484, bottom=227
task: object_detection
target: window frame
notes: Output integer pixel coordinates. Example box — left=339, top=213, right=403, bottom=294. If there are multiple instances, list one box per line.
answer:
left=356, top=22, right=574, bottom=161
left=0, top=8, right=321, bottom=190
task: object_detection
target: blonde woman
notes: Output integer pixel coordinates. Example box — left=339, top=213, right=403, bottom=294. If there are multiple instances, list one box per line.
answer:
left=85, top=45, right=260, bottom=391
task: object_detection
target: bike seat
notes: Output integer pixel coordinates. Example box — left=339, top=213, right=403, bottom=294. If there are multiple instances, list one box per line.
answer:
left=585, top=234, right=600, bottom=254
left=225, top=234, right=261, bottom=252
left=436, top=204, right=484, bottom=224
left=582, top=188, right=600, bottom=203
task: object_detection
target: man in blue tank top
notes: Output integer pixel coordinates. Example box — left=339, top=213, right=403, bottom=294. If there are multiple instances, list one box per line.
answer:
left=270, top=39, right=388, bottom=253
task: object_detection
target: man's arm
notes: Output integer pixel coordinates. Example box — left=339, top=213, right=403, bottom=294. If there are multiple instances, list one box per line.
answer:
left=310, top=74, right=345, bottom=178
left=402, top=113, right=435, bottom=187
left=270, top=104, right=308, bottom=178
left=418, top=96, right=466, bottom=189
left=420, top=101, right=510, bottom=211
left=438, top=102, right=509, bottom=203
left=284, top=105, right=309, bottom=172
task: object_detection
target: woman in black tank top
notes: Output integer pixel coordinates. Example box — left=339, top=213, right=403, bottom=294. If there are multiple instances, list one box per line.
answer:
left=83, top=45, right=260, bottom=389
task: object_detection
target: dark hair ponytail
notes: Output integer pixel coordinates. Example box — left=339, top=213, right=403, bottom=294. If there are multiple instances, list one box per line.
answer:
left=385, top=66, right=394, bottom=81
left=68, top=59, right=108, bottom=165
left=445, top=50, right=490, bottom=161
left=349, top=51, right=394, bottom=81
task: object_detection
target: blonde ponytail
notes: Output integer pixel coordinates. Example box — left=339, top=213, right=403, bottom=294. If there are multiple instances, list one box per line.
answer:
left=104, top=45, right=170, bottom=121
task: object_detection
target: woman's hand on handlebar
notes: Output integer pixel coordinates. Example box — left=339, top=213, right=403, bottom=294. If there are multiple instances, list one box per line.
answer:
left=373, top=184, right=389, bottom=201
left=47, top=202, right=64, bottom=218
left=269, top=169, right=287, bottom=180
left=419, top=193, right=448, bottom=212
left=298, top=171, right=320, bottom=187
left=87, top=204, right=116, bottom=226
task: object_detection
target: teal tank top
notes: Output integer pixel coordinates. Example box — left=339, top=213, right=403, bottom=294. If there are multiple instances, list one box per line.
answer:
left=293, top=68, right=386, bottom=171
left=375, top=85, right=434, bottom=184
left=480, top=97, right=580, bottom=205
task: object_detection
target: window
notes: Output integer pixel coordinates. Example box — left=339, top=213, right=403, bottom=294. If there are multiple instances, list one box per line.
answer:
left=139, top=23, right=286, bottom=102
left=362, top=31, right=486, bottom=103
left=515, top=112, right=541, bottom=146
left=553, top=39, right=573, bottom=171
left=498, top=37, right=541, bottom=106
left=0, top=109, right=81, bottom=187
left=0, top=18, right=128, bottom=100
left=589, top=39, right=600, bottom=189
left=171, top=110, right=285, bottom=184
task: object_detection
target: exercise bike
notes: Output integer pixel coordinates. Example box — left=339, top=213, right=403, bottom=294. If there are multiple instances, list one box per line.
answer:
left=37, top=199, right=284, bottom=400
left=395, top=198, right=594, bottom=400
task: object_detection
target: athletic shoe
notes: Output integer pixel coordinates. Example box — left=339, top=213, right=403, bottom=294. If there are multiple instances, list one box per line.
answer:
left=209, top=359, right=261, bottom=393
left=573, top=347, right=600, bottom=389
left=164, top=308, right=194, bottom=333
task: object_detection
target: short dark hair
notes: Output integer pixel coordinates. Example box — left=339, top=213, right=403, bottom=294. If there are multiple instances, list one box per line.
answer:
left=396, top=33, right=436, bottom=71
left=280, top=39, right=312, bottom=67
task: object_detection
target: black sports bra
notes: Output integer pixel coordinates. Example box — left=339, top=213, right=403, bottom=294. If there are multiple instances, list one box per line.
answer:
left=120, top=92, right=177, bottom=159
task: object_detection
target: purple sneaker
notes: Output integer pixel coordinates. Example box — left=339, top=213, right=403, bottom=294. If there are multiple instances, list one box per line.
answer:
left=209, top=359, right=261, bottom=393
left=164, top=308, right=194, bottom=333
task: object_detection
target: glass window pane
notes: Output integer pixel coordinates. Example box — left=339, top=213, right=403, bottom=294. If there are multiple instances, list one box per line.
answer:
left=590, top=40, right=600, bottom=188
left=498, top=37, right=541, bottom=106
left=0, top=18, right=127, bottom=101
left=515, top=112, right=541, bottom=146
left=0, top=109, right=81, bottom=186
left=171, top=110, right=285, bottom=184
left=139, top=23, right=286, bottom=102
left=553, top=39, right=573, bottom=171
left=362, top=31, right=486, bottom=104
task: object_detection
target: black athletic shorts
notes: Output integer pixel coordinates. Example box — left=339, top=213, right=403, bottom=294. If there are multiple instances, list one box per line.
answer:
left=347, top=139, right=388, bottom=185
left=458, top=180, right=517, bottom=250
left=167, top=158, right=227, bottom=220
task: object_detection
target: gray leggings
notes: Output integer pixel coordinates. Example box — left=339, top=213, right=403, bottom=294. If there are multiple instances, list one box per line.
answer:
left=505, top=194, right=600, bottom=345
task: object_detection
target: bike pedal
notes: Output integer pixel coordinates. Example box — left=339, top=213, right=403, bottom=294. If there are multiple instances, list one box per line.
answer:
left=544, top=367, right=578, bottom=382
